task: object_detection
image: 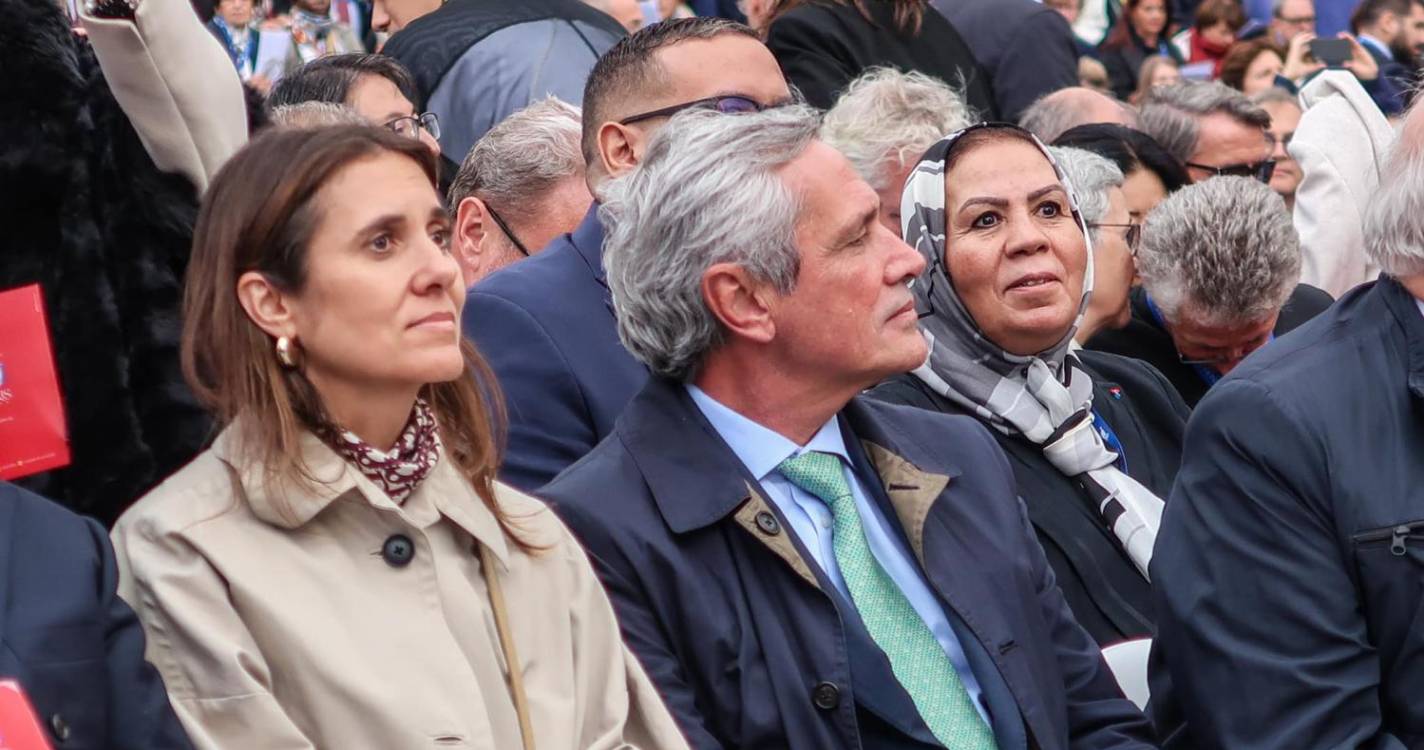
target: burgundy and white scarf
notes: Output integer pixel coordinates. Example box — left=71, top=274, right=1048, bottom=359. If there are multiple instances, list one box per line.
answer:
left=326, top=399, right=441, bottom=504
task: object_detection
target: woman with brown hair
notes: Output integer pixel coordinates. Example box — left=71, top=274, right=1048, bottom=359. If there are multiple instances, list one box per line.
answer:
left=110, top=125, right=688, bottom=750
left=1097, top=0, right=1185, bottom=100
left=742, top=0, right=996, bottom=116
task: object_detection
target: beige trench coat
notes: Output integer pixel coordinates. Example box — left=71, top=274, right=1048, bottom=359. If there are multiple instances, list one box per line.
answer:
left=112, top=424, right=688, bottom=750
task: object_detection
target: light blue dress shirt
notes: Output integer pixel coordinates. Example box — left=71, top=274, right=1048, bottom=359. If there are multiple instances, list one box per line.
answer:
left=687, top=385, right=990, bottom=724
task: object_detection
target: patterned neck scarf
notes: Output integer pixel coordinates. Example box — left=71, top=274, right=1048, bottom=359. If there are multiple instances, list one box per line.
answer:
left=900, top=124, right=1163, bottom=580
left=325, top=399, right=441, bottom=504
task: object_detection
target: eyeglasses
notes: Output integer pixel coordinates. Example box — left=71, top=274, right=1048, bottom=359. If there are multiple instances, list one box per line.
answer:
left=484, top=203, right=530, bottom=257
left=1088, top=222, right=1142, bottom=255
left=385, top=112, right=440, bottom=141
left=618, top=94, right=767, bottom=125
left=1184, top=159, right=1276, bottom=183
left=1276, top=13, right=1315, bottom=26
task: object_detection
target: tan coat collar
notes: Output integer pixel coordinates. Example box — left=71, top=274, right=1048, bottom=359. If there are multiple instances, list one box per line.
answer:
left=210, top=421, right=510, bottom=566
left=733, top=441, right=951, bottom=586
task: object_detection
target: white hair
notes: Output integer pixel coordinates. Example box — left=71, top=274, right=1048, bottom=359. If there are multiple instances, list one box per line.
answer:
left=1364, top=104, right=1424, bottom=277
left=1048, top=146, right=1124, bottom=244
left=819, top=68, right=973, bottom=192
left=447, top=97, right=584, bottom=218
left=1136, top=176, right=1300, bottom=326
left=600, top=105, right=822, bottom=380
left=268, top=101, right=368, bottom=129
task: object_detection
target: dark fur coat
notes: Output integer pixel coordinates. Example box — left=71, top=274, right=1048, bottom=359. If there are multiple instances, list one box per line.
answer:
left=0, top=0, right=213, bottom=524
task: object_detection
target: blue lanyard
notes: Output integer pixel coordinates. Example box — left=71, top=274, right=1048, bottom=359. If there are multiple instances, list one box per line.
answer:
left=1142, top=293, right=1224, bottom=388
left=1090, top=410, right=1128, bottom=473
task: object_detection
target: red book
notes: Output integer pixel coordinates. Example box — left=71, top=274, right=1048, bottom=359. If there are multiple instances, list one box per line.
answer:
left=0, top=681, right=53, bottom=750
left=0, top=284, right=70, bottom=480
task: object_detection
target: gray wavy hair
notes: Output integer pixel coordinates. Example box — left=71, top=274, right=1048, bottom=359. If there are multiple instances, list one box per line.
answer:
left=820, top=68, right=973, bottom=192
left=1139, top=81, right=1271, bottom=162
left=1048, top=146, right=1124, bottom=244
left=600, top=105, right=822, bottom=380
left=269, top=101, right=368, bottom=129
left=447, top=97, right=584, bottom=218
left=1137, top=176, right=1300, bottom=325
left=1364, top=104, right=1424, bottom=277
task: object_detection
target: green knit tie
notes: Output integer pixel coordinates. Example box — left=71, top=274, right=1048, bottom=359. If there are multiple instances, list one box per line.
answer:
left=777, top=450, right=998, bottom=749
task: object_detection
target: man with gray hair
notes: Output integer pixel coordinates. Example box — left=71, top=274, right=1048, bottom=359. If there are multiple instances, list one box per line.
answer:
left=1086, top=176, right=1332, bottom=407
left=1147, top=94, right=1424, bottom=750
left=462, top=17, right=792, bottom=492
left=1137, top=81, right=1276, bottom=184
left=821, top=67, right=973, bottom=233
left=1019, top=86, right=1139, bottom=144
left=544, top=105, right=1156, bottom=750
left=447, top=97, right=592, bottom=285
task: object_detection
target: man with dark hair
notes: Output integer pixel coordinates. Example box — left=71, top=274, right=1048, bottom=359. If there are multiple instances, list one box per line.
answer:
left=1352, top=0, right=1424, bottom=103
left=380, top=0, right=625, bottom=176
left=464, top=17, right=792, bottom=491
left=267, top=53, right=441, bottom=156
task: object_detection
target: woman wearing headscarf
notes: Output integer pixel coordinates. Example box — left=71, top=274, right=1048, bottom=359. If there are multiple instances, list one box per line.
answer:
left=870, top=123, right=1189, bottom=646
left=111, top=125, right=688, bottom=750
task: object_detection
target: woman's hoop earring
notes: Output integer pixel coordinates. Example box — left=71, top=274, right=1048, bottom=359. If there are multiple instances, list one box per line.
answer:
left=275, top=336, right=299, bottom=369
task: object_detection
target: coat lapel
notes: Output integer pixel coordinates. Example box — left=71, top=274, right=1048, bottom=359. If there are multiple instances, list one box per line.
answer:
left=622, top=379, right=821, bottom=589
left=847, top=398, right=1052, bottom=746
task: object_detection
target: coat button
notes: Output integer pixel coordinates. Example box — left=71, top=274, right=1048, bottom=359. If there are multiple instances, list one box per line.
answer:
left=812, top=681, right=840, bottom=710
left=50, top=713, right=70, bottom=743
left=382, top=534, right=415, bottom=567
left=754, top=510, right=781, bottom=535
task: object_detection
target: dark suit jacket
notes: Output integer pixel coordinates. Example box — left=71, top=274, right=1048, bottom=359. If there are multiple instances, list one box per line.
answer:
left=764, top=0, right=997, bottom=118
left=0, top=482, right=191, bottom=750
left=932, top=0, right=1079, bottom=122
left=1085, top=284, right=1334, bottom=408
left=463, top=207, right=647, bottom=492
left=1149, top=278, right=1424, bottom=748
left=543, top=377, right=1156, bottom=750
left=869, top=350, right=1189, bottom=647
left=1358, top=39, right=1411, bottom=115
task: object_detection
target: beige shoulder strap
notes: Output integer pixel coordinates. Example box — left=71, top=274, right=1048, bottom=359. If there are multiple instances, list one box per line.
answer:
left=480, top=544, right=535, bottom=750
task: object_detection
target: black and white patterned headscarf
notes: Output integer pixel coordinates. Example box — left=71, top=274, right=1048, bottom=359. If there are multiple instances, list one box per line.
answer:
left=900, top=124, right=1162, bottom=580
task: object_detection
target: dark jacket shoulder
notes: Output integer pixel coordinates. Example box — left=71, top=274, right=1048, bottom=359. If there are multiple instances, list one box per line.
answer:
left=0, top=482, right=193, bottom=750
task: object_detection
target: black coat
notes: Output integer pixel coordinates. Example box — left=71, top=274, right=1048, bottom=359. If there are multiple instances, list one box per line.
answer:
left=1149, top=277, right=1424, bottom=748
left=1085, top=284, right=1334, bottom=408
left=0, top=482, right=191, bottom=749
left=0, top=0, right=212, bottom=525
left=765, top=0, right=997, bottom=118
left=869, top=349, right=1189, bottom=647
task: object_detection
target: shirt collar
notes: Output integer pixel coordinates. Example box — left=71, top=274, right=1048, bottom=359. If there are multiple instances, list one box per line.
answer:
left=685, top=384, right=850, bottom=481
left=1360, top=34, right=1394, bottom=59
left=1415, top=296, right=1424, bottom=321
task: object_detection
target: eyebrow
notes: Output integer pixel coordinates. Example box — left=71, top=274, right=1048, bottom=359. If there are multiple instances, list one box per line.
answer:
left=956, top=183, right=1064, bottom=213
left=353, top=212, right=407, bottom=239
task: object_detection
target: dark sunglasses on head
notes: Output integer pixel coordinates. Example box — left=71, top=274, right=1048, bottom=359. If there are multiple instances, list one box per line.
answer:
left=1088, top=222, right=1142, bottom=255
left=618, top=94, right=767, bottom=125
left=1185, top=158, right=1276, bottom=183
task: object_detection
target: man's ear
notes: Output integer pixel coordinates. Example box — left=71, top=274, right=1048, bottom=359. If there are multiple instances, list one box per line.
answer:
left=236, top=271, right=297, bottom=341
left=597, top=121, right=644, bottom=179
left=455, top=195, right=490, bottom=267
left=702, top=262, right=778, bottom=345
